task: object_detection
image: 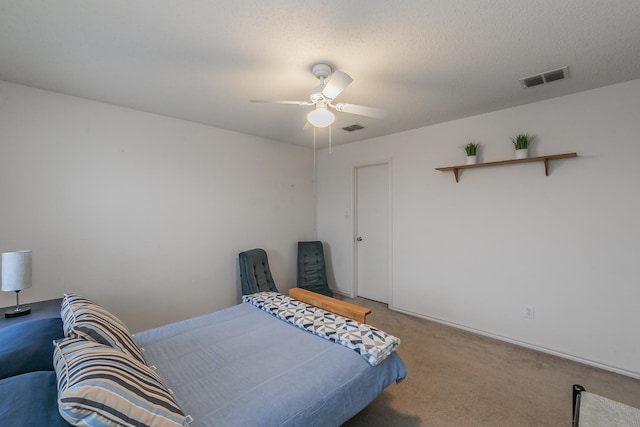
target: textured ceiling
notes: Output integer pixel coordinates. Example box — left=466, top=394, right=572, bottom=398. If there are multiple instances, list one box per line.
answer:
left=1, top=1, right=639, bottom=148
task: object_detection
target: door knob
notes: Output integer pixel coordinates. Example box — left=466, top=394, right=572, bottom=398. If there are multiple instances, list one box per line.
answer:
left=356, top=237, right=363, bottom=242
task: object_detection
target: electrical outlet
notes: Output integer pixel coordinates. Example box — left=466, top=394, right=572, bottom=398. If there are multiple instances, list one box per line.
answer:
left=524, top=304, right=535, bottom=319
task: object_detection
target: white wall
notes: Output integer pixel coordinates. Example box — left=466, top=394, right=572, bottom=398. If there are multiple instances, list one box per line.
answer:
left=317, top=79, right=640, bottom=378
left=0, top=81, right=316, bottom=332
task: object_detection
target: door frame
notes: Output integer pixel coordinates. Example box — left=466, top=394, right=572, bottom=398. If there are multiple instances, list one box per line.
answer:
left=352, top=159, right=393, bottom=307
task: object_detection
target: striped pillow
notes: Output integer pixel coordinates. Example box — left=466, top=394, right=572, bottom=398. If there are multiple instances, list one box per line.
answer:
left=61, top=294, right=145, bottom=364
left=53, top=337, right=188, bottom=427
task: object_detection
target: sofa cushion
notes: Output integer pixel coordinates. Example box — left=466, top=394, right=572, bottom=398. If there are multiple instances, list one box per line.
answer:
left=53, top=337, right=187, bottom=427
left=61, top=294, right=145, bottom=364
left=0, top=317, right=64, bottom=379
left=0, top=370, right=71, bottom=426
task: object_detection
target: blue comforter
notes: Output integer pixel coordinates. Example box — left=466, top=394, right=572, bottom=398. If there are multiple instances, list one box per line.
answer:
left=133, top=301, right=407, bottom=427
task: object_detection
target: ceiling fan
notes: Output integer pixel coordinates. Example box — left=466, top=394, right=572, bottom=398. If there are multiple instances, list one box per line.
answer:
left=250, top=63, right=387, bottom=128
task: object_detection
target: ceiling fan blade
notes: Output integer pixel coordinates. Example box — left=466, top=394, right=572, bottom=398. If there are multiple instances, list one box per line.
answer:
left=334, top=103, right=388, bottom=119
left=250, top=99, right=313, bottom=106
left=322, top=70, right=353, bottom=100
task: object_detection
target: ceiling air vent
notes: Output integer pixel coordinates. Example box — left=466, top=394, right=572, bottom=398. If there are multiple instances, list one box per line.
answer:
left=342, top=124, right=365, bottom=132
left=520, top=66, right=569, bottom=88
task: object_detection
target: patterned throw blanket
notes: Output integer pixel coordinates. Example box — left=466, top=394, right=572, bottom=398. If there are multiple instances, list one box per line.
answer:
left=242, top=292, right=400, bottom=366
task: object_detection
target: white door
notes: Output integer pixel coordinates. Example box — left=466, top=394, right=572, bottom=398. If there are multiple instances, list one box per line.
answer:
left=355, top=163, right=390, bottom=303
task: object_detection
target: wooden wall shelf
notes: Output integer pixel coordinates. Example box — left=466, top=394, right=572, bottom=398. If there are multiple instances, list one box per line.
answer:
left=435, top=152, right=577, bottom=182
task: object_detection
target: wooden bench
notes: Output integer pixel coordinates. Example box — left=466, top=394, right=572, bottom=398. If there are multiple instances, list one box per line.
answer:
left=288, top=288, right=371, bottom=323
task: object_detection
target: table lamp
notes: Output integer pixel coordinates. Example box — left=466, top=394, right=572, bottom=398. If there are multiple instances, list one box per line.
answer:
left=2, top=250, right=32, bottom=318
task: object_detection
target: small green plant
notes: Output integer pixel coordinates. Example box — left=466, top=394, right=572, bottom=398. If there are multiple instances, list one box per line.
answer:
left=462, top=142, right=480, bottom=156
left=511, top=133, right=536, bottom=149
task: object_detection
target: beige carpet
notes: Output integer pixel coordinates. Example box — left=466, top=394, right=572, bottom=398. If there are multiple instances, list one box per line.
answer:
left=338, top=297, right=640, bottom=427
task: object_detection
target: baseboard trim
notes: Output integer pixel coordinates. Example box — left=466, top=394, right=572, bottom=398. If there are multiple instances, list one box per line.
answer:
left=390, top=305, right=640, bottom=380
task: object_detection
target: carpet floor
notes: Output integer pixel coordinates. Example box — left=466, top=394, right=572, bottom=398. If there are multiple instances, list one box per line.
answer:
left=339, top=297, right=640, bottom=426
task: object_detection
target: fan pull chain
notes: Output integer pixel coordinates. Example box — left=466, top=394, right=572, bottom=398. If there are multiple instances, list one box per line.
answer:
left=329, top=126, right=332, bottom=154
left=313, top=126, right=316, bottom=180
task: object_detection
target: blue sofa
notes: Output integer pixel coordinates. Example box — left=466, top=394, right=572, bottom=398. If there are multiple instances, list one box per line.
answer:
left=0, top=317, right=71, bottom=426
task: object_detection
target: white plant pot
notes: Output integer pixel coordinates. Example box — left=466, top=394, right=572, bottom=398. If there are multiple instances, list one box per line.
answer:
left=515, top=148, right=529, bottom=159
left=466, top=155, right=477, bottom=165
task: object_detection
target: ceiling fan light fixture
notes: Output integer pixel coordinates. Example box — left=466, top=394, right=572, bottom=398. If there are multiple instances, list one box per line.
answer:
left=307, top=105, right=335, bottom=128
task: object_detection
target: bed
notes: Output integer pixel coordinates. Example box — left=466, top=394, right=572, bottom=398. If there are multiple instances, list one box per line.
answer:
left=0, top=292, right=406, bottom=427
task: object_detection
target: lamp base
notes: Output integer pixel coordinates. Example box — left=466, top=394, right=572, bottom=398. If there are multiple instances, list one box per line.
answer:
left=5, top=307, right=31, bottom=318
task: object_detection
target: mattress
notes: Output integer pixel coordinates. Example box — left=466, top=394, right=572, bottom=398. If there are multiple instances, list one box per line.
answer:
left=133, top=301, right=407, bottom=427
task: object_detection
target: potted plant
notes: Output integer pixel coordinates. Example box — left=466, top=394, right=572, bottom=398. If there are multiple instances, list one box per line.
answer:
left=463, top=142, right=480, bottom=164
left=511, top=133, right=535, bottom=159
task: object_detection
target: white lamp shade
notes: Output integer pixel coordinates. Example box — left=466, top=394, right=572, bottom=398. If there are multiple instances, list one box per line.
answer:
left=307, top=107, right=335, bottom=128
left=1, top=250, right=33, bottom=292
